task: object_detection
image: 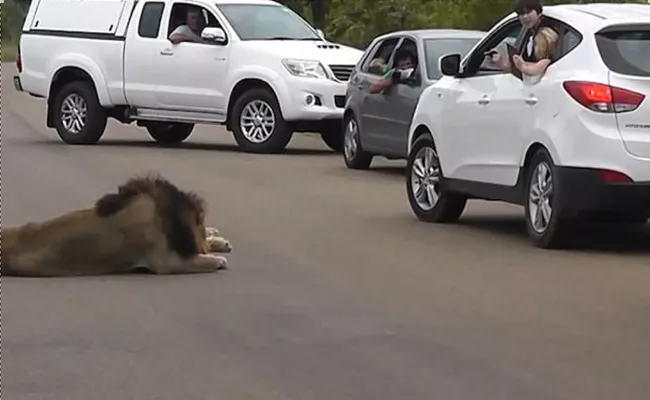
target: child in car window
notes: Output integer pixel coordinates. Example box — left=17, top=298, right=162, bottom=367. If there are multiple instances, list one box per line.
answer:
left=512, top=27, right=559, bottom=85
left=369, top=48, right=416, bottom=94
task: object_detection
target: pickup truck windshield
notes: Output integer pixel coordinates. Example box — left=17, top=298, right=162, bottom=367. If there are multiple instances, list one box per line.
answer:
left=218, top=4, right=321, bottom=41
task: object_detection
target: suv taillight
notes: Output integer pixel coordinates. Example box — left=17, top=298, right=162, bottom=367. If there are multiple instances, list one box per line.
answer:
left=562, top=80, right=644, bottom=113
left=16, top=43, right=22, bottom=73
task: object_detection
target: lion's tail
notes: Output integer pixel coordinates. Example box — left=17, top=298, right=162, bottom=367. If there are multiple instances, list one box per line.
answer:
left=1, top=261, right=17, bottom=276
left=0, top=247, right=17, bottom=277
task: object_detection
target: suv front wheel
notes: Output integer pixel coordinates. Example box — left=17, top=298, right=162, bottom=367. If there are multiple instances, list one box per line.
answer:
left=406, top=134, right=467, bottom=223
left=231, top=88, right=293, bottom=153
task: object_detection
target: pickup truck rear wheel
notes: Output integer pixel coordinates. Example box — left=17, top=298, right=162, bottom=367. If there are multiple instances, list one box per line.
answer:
left=52, top=81, right=107, bottom=144
left=146, top=122, right=194, bottom=144
left=231, top=88, right=292, bottom=153
left=320, top=131, right=344, bottom=153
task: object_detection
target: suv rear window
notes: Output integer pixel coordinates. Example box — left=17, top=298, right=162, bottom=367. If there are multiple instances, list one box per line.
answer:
left=596, top=26, right=650, bottom=77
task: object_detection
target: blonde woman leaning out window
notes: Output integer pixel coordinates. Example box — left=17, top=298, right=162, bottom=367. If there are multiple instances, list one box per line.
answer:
left=513, top=27, right=559, bottom=85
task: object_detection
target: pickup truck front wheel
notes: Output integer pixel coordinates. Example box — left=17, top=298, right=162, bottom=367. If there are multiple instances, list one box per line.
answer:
left=231, top=88, right=292, bottom=153
left=52, top=81, right=108, bottom=145
left=146, top=122, right=194, bottom=144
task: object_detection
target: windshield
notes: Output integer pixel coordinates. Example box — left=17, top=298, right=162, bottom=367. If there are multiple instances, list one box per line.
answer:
left=218, top=4, right=321, bottom=41
left=424, top=38, right=481, bottom=80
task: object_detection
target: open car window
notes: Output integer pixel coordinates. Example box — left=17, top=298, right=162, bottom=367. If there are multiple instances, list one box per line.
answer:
left=478, top=26, right=521, bottom=73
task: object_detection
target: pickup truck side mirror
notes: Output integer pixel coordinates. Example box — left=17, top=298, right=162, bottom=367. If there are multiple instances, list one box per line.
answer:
left=201, top=27, right=227, bottom=45
left=316, top=29, right=325, bottom=39
left=439, top=53, right=461, bottom=77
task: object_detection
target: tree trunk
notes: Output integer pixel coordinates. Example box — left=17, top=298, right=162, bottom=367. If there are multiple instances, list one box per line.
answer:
left=311, top=0, right=326, bottom=30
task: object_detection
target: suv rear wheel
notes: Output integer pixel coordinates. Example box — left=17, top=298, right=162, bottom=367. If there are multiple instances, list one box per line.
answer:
left=231, top=88, right=293, bottom=153
left=524, top=149, right=570, bottom=248
left=52, top=81, right=107, bottom=144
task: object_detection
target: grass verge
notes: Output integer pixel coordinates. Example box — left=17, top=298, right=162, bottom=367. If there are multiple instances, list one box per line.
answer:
left=2, top=40, right=18, bottom=62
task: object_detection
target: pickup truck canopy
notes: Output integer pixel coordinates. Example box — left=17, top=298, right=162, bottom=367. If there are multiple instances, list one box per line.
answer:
left=26, top=0, right=136, bottom=35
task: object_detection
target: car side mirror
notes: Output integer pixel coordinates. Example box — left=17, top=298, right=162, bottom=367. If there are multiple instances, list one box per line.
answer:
left=316, top=29, right=325, bottom=39
left=439, top=53, right=461, bottom=77
left=201, top=27, right=227, bottom=44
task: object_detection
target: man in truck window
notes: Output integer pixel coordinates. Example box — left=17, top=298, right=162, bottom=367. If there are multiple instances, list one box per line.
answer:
left=169, top=7, right=206, bottom=44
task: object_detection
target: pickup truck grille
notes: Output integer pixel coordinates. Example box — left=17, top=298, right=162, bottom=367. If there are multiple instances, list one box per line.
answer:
left=329, top=65, right=355, bottom=82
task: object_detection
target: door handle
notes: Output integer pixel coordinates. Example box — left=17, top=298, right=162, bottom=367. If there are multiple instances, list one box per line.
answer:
left=160, top=49, right=174, bottom=56
left=524, top=96, right=538, bottom=105
left=478, top=95, right=490, bottom=105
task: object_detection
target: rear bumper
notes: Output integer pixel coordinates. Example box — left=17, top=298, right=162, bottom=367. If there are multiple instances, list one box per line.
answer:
left=557, top=167, right=650, bottom=215
left=13, top=75, right=23, bottom=92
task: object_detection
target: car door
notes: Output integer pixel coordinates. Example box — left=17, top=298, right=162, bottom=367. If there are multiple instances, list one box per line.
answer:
left=155, top=1, right=230, bottom=113
left=493, top=20, right=585, bottom=186
left=380, top=81, right=424, bottom=158
left=124, top=1, right=229, bottom=114
left=373, top=36, right=426, bottom=158
left=124, top=0, right=170, bottom=108
left=437, top=18, right=527, bottom=185
left=355, top=36, right=401, bottom=152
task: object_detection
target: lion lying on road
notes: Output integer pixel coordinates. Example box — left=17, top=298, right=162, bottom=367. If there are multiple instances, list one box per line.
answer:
left=1, top=175, right=233, bottom=277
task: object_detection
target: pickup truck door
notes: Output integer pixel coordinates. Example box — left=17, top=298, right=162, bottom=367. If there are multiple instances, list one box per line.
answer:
left=124, top=1, right=229, bottom=115
left=156, top=40, right=229, bottom=113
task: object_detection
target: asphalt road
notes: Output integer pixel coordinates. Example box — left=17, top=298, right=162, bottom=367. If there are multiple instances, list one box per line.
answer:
left=2, top=63, right=649, bottom=400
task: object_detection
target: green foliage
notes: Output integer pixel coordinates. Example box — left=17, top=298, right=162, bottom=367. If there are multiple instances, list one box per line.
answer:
left=287, top=0, right=647, bottom=48
left=1, top=0, right=29, bottom=40
left=2, top=0, right=646, bottom=50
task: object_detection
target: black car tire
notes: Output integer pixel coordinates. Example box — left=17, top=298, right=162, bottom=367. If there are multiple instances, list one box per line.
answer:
left=342, top=113, right=373, bottom=170
left=524, top=148, right=571, bottom=248
left=52, top=81, right=108, bottom=145
left=146, top=122, right=194, bottom=144
left=231, top=88, right=293, bottom=153
left=406, top=134, right=467, bottom=223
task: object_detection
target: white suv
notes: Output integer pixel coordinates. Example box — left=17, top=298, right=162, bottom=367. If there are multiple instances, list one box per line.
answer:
left=404, top=3, right=650, bottom=248
left=13, top=0, right=363, bottom=153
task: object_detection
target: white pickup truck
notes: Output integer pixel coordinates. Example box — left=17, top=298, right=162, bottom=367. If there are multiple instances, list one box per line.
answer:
left=13, top=0, right=363, bottom=153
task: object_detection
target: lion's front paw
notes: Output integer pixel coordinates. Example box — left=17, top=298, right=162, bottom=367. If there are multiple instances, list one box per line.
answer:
left=197, top=254, right=228, bottom=271
left=205, top=226, right=221, bottom=237
left=207, top=236, right=232, bottom=253
left=214, top=255, right=228, bottom=270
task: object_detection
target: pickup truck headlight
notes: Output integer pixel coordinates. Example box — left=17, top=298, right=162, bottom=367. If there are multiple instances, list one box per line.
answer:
left=282, top=59, right=329, bottom=79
